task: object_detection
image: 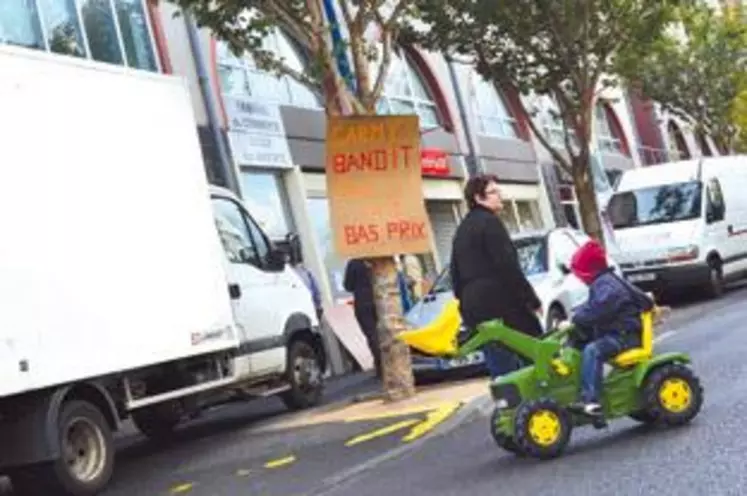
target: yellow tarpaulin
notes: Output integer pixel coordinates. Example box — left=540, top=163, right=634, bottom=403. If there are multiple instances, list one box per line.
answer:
left=397, top=299, right=462, bottom=356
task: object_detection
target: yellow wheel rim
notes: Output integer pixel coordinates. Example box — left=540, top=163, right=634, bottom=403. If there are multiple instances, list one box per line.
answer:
left=658, top=378, right=692, bottom=413
left=527, top=410, right=561, bottom=447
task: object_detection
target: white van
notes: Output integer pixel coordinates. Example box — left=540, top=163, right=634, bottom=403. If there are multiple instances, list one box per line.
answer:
left=607, top=155, right=747, bottom=297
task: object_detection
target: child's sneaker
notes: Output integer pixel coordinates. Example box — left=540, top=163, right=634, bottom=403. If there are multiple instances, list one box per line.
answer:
left=582, top=403, right=603, bottom=416
left=569, top=402, right=603, bottom=417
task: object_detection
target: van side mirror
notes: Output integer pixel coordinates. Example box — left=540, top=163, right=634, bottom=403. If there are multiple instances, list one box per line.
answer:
left=267, top=248, right=287, bottom=271
left=285, top=232, right=302, bottom=265
left=558, top=263, right=571, bottom=276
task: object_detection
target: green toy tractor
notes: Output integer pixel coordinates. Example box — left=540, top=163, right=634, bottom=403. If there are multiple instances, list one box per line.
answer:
left=398, top=302, right=703, bottom=459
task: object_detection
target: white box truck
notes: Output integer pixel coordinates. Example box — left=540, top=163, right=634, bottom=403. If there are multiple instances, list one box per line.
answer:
left=0, top=46, right=326, bottom=495
left=608, top=155, right=747, bottom=297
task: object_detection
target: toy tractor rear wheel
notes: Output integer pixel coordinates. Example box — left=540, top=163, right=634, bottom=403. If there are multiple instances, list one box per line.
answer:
left=642, top=363, right=704, bottom=426
left=513, top=398, right=572, bottom=459
left=490, top=408, right=523, bottom=455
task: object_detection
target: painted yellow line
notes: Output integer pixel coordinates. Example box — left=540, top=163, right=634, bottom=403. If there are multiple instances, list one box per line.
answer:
left=344, top=419, right=420, bottom=447
left=402, top=402, right=461, bottom=443
left=264, top=455, right=297, bottom=469
left=169, top=482, right=194, bottom=494
left=343, top=402, right=456, bottom=423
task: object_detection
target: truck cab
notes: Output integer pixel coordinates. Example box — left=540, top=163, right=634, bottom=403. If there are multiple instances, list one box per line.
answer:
left=608, top=156, right=747, bottom=298
left=209, top=186, right=327, bottom=409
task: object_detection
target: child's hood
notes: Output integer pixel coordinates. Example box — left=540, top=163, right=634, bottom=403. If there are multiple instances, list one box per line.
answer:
left=570, top=240, right=608, bottom=285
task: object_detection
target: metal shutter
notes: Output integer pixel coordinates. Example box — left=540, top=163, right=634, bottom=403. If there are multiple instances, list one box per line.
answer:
left=426, top=201, right=459, bottom=270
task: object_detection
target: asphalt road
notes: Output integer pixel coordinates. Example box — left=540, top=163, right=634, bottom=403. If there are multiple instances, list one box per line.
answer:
left=317, top=283, right=747, bottom=496
left=3, top=284, right=745, bottom=496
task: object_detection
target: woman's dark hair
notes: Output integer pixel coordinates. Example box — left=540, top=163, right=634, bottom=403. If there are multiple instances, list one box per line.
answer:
left=464, top=174, right=500, bottom=209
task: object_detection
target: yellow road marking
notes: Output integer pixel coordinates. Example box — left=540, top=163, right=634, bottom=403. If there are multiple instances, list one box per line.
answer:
left=344, top=419, right=420, bottom=447
left=169, top=482, right=194, bottom=494
left=264, top=455, right=296, bottom=469
left=342, top=402, right=458, bottom=423
left=402, top=402, right=461, bottom=443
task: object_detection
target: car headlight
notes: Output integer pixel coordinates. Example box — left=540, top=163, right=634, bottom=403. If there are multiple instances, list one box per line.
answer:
left=667, top=245, right=699, bottom=262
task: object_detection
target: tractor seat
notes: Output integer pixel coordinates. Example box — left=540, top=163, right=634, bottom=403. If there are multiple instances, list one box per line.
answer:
left=612, top=311, right=654, bottom=368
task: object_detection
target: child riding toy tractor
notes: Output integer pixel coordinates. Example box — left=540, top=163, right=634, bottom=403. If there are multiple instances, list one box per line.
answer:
left=398, top=299, right=703, bottom=459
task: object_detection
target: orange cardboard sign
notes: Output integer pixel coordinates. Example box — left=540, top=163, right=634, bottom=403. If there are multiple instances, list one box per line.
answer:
left=326, top=115, right=432, bottom=258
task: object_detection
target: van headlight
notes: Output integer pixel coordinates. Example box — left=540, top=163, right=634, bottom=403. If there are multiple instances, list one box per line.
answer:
left=667, top=245, right=699, bottom=262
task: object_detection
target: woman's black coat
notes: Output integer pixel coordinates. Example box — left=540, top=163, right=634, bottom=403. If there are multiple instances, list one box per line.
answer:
left=449, top=206, right=543, bottom=336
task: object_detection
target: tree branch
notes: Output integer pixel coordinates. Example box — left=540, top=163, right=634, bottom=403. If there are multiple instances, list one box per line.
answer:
left=369, top=28, right=395, bottom=110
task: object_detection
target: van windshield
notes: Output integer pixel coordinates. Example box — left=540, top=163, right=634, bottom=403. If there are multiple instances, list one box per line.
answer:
left=608, top=181, right=703, bottom=229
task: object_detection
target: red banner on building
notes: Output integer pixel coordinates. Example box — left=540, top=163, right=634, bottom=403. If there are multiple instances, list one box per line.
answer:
left=421, top=148, right=449, bottom=176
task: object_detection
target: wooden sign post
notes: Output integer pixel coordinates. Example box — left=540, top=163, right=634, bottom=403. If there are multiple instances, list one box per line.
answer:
left=326, top=115, right=431, bottom=400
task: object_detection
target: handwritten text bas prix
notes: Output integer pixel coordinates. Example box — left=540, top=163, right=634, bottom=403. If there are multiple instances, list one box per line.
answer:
left=344, top=220, right=427, bottom=246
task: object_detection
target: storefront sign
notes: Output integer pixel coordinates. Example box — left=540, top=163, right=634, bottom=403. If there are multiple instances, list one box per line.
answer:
left=223, top=96, right=293, bottom=168
left=421, top=148, right=450, bottom=176
left=326, top=115, right=432, bottom=258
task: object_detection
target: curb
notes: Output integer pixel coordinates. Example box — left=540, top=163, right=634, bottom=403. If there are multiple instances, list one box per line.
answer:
left=304, top=392, right=492, bottom=496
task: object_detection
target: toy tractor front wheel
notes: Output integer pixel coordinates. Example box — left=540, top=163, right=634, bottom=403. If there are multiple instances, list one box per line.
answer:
left=490, top=408, right=523, bottom=455
left=513, top=399, right=572, bottom=459
left=642, top=363, right=703, bottom=426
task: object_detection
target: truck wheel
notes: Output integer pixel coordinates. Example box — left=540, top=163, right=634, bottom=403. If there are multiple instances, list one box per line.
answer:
left=11, top=400, right=114, bottom=496
left=281, top=339, right=324, bottom=411
left=132, top=401, right=182, bottom=442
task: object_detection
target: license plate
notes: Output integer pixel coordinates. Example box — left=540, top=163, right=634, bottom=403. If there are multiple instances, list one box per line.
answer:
left=628, top=272, right=656, bottom=283
left=447, top=352, right=484, bottom=368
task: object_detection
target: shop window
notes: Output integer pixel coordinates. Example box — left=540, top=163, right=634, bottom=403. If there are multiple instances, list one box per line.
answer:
left=216, top=32, right=321, bottom=109
left=471, top=71, right=518, bottom=139
left=377, top=50, right=439, bottom=129
left=307, top=197, right=348, bottom=300
left=595, top=103, right=623, bottom=154
left=498, top=201, right=519, bottom=233
left=0, top=1, right=45, bottom=50
left=516, top=200, right=543, bottom=231
left=0, top=0, right=158, bottom=71
left=239, top=171, right=294, bottom=240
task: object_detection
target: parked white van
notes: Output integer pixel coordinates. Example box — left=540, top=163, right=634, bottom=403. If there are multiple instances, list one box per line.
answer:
left=607, top=155, right=747, bottom=297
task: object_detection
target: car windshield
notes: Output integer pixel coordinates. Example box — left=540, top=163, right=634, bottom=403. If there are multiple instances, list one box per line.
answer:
left=608, top=181, right=703, bottom=229
left=514, top=236, right=548, bottom=276
left=430, top=236, right=548, bottom=295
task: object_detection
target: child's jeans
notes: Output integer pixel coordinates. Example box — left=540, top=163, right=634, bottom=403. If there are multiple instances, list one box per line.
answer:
left=580, top=333, right=632, bottom=404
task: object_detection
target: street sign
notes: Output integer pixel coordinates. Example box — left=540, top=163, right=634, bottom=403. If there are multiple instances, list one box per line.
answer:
left=326, top=115, right=432, bottom=258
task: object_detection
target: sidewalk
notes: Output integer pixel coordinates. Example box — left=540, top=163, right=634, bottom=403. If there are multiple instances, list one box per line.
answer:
left=255, top=374, right=489, bottom=432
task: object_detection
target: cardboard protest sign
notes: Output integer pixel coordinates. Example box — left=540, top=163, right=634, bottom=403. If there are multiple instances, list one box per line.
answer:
left=326, top=115, right=432, bottom=258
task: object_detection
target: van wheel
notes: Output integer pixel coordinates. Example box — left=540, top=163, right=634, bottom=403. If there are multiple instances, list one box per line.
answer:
left=281, top=339, right=324, bottom=410
left=10, top=401, right=114, bottom=496
left=705, top=260, right=724, bottom=299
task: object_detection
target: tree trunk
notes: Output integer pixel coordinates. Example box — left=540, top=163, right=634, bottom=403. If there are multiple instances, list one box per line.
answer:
left=369, top=257, right=416, bottom=402
left=571, top=157, right=604, bottom=245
